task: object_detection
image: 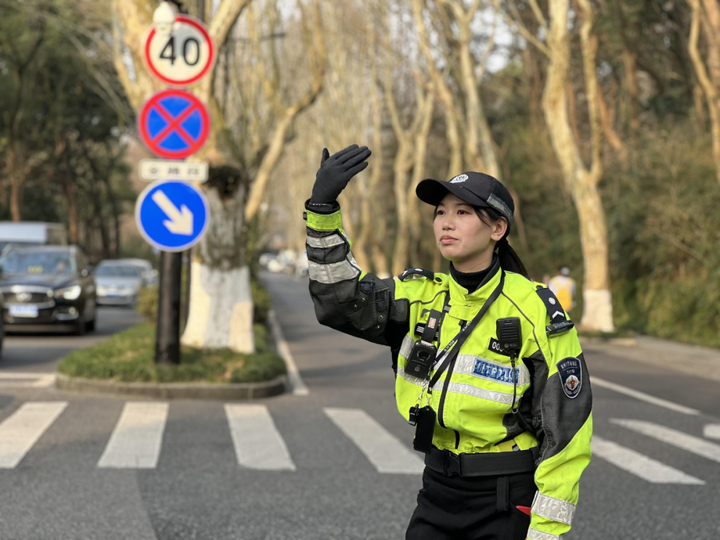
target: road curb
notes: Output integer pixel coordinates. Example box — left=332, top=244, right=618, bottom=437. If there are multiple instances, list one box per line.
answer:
left=55, top=372, right=287, bottom=400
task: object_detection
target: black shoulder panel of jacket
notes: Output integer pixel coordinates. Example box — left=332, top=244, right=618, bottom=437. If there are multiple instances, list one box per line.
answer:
left=535, top=285, right=574, bottom=337
left=398, top=267, right=434, bottom=282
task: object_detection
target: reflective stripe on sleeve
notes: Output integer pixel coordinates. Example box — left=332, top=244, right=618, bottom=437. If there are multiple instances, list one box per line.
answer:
left=532, top=492, right=576, bottom=526
left=454, top=355, right=530, bottom=387
left=308, top=258, right=360, bottom=284
left=306, top=234, right=345, bottom=249
left=527, top=528, right=560, bottom=540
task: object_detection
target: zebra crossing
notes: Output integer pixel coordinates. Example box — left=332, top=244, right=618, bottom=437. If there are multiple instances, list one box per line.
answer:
left=0, top=400, right=719, bottom=485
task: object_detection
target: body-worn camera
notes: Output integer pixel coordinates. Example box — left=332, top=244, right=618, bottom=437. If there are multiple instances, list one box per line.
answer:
left=405, top=308, right=442, bottom=380
left=405, top=340, right=437, bottom=380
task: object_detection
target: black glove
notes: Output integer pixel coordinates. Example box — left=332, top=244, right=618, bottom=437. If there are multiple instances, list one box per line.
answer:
left=310, top=144, right=372, bottom=204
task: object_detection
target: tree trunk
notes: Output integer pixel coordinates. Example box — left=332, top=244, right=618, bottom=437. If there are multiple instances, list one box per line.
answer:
left=102, top=175, right=121, bottom=258
left=575, top=173, right=613, bottom=330
left=391, top=144, right=413, bottom=277
left=543, top=0, right=615, bottom=332
left=8, top=149, right=23, bottom=222
left=181, top=170, right=254, bottom=352
left=62, top=151, right=79, bottom=244
left=688, top=0, right=720, bottom=183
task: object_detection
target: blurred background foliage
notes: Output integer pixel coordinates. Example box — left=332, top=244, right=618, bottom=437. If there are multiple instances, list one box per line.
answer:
left=1, top=0, right=719, bottom=347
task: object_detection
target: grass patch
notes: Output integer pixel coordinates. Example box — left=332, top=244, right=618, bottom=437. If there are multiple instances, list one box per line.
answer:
left=57, top=321, right=286, bottom=384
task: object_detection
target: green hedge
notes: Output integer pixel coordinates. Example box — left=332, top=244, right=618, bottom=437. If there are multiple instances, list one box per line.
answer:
left=57, top=321, right=286, bottom=383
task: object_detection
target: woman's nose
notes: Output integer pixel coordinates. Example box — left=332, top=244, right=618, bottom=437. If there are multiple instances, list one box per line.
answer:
left=441, top=216, right=455, bottom=230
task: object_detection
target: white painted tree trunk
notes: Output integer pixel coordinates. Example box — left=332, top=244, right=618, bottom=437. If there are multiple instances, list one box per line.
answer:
left=182, top=263, right=254, bottom=352
left=181, top=179, right=254, bottom=353
left=581, top=289, right=615, bottom=333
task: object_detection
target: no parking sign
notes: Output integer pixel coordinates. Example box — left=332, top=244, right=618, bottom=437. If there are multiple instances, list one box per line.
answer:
left=137, top=89, right=210, bottom=160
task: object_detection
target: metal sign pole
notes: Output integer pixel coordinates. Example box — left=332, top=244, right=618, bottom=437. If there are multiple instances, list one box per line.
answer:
left=140, top=2, right=214, bottom=366
left=156, top=250, right=182, bottom=365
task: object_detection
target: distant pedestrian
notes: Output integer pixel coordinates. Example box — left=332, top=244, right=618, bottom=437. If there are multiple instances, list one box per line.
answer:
left=548, top=266, right=576, bottom=315
left=304, top=144, right=592, bottom=540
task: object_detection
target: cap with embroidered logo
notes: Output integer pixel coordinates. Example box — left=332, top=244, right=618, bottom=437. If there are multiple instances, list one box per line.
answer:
left=416, top=172, right=514, bottom=222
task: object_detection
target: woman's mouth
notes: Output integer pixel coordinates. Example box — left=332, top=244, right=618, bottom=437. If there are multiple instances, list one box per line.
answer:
left=440, top=236, right=457, bottom=245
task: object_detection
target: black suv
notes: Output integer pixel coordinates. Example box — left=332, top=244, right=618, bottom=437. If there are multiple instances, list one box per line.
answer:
left=0, top=245, right=97, bottom=334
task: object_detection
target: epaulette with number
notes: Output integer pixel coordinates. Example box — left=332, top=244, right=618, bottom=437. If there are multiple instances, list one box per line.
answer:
left=398, top=267, right=434, bottom=282
left=535, top=284, right=574, bottom=337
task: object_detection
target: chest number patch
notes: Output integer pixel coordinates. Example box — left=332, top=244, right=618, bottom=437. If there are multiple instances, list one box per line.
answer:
left=488, top=337, right=511, bottom=357
left=557, top=357, right=582, bottom=399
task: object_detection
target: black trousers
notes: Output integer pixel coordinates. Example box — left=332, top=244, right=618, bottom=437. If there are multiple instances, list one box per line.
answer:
left=405, top=466, right=536, bottom=540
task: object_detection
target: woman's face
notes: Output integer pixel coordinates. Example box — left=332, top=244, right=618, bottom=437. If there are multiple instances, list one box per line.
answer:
left=433, top=193, right=507, bottom=272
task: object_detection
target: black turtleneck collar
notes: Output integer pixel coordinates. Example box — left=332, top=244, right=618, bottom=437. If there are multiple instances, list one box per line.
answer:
left=450, top=255, right=499, bottom=294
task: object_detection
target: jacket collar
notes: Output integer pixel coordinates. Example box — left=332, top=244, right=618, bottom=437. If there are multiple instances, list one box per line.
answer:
left=447, top=256, right=502, bottom=319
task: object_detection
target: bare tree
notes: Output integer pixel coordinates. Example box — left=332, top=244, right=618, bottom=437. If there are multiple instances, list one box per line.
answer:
left=688, top=0, right=720, bottom=183
left=539, top=0, right=615, bottom=331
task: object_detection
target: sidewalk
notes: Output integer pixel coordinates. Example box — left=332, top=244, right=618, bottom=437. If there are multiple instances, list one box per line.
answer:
left=580, top=334, right=720, bottom=383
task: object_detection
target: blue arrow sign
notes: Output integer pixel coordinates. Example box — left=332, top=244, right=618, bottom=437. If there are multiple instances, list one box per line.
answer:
left=135, top=180, right=209, bottom=252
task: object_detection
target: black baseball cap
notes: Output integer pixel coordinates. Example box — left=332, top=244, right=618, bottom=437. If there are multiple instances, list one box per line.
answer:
left=416, top=172, right=514, bottom=222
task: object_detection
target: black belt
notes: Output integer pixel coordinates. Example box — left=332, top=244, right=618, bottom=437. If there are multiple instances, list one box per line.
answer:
left=424, top=447, right=538, bottom=477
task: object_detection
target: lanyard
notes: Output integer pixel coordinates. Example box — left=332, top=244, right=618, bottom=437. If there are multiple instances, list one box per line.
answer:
left=416, top=271, right=506, bottom=405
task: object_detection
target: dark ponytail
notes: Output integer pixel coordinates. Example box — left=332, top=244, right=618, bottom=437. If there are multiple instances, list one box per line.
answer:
left=474, top=207, right=530, bottom=279
left=496, top=236, right=529, bottom=278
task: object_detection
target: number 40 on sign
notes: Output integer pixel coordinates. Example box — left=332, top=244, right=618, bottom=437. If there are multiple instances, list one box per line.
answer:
left=144, top=13, right=216, bottom=88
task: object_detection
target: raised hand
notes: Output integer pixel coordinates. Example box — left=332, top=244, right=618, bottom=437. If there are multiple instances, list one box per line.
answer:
left=310, top=144, right=372, bottom=205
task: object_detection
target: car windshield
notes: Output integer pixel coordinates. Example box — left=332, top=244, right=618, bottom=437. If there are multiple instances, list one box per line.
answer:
left=2, top=251, right=75, bottom=276
left=96, top=265, right=141, bottom=277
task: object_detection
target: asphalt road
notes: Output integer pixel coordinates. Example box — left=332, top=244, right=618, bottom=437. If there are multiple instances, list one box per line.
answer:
left=1, top=305, right=144, bottom=373
left=0, top=275, right=718, bottom=539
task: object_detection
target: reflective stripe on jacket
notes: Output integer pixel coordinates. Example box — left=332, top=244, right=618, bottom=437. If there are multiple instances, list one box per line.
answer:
left=305, top=205, right=592, bottom=539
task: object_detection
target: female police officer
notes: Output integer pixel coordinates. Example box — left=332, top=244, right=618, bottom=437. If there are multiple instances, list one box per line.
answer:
left=304, top=144, right=592, bottom=540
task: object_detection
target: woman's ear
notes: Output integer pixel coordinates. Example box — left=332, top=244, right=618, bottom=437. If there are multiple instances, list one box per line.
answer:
left=490, top=218, right=508, bottom=241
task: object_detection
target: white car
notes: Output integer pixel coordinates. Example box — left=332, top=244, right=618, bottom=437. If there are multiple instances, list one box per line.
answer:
left=94, top=261, right=145, bottom=306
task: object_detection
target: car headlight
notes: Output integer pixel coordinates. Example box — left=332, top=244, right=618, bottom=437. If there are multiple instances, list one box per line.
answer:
left=97, top=285, right=108, bottom=295
left=55, top=285, right=82, bottom=300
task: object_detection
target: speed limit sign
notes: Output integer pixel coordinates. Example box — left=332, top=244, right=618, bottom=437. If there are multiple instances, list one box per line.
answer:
left=144, top=15, right=216, bottom=87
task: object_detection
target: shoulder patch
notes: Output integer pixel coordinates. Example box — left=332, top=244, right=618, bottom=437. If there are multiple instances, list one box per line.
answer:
left=557, top=357, right=583, bottom=398
left=399, top=267, right=434, bottom=282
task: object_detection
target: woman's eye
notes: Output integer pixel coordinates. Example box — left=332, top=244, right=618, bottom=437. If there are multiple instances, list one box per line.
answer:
left=458, top=210, right=468, bottom=215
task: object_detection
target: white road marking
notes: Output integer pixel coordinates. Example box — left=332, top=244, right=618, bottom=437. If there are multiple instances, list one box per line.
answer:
left=0, top=402, right=68, bottom=468
left=0, top=372, right=55, bottom=388
left=704, top=424, right=720, bottom=440
left=612, top=419, right=720, bottom=464
left=592, top=436, right=704, bottom=484
left=591, top=377, right=700, bottom=415
left=97, top=402, right=168, bottom=469
left=324, top=407, right=424, bottom=474
left=268, top=309, right=308, bottom=396
left=225, top=404, right=296, bottom=471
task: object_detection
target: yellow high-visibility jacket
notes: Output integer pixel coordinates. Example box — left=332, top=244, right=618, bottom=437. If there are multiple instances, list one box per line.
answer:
left=305, top=205, right=592, bottom=540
